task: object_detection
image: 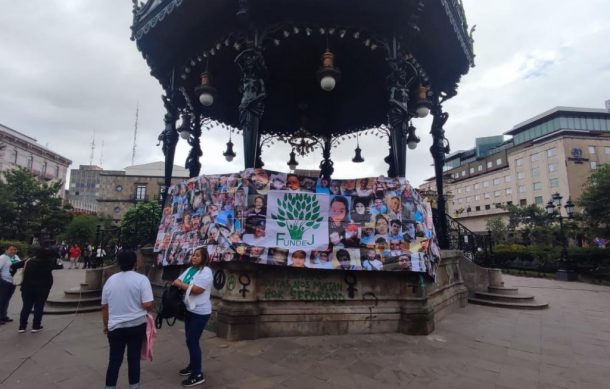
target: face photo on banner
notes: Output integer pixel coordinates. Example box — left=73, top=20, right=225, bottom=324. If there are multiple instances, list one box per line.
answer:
left=154, top=170, right=441, bottom=276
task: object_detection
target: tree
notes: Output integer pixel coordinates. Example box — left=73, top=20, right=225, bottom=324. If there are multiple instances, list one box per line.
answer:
left=61, top=215, right=100, bottom=247
left=498, top=203, right=555, bottom=245
left=0, top=168, right=72, bottom=242
left=578, top=163, right=610, bottom=238
left=486, top=216, right=508, bottom=244
left=121, top=202, right=162, bottom=248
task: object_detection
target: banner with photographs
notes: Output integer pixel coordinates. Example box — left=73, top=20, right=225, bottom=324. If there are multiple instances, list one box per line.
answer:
left=154, top=169, right=441, bottom=277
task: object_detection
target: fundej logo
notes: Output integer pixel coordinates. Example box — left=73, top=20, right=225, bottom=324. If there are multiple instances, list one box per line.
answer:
left=271, top=193, right=324, bottom=241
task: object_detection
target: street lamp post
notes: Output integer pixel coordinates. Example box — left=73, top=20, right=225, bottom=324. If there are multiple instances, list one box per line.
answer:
left=545, top=192, right=576, bottom=281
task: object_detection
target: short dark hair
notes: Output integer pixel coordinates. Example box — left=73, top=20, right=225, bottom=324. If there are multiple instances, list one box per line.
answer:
left=117, top=250, right=137, bottom=271
left=336, top=249, right=350, bottom=261
left=390, top=219, right=401, bottom=227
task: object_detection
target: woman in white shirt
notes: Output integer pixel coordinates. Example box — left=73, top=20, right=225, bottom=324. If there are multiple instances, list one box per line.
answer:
left=102, top=250, right=153, bottom=389
left=173, top=247, right=213, bottom=387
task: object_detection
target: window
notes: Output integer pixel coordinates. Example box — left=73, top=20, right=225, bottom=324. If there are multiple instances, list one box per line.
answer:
left=12, top=150, right=17, bottom=164
left=485, top=204, right=491, bottom=210
left=477, top=165, right=483, bottom=172
left=461, top=170, right=466, bottom=177
left=506, top=188, right=512, bottom=195
left=27, top=156, right=33, bottom=170
left=548, top=163, right=557, bottom=172
left=457, top=188, right=463, bottom=194
left=496, top=158, right=502, bottom=165
left=507, top=201, right=513, bottom=206
left=475, top=195, right=481, bottom=201
left=42, top=162, right=47, bottom=176
left=535, top=196, right=543, bottom=205
left=530, top=153, right=540, bottom=162
left=484, top=192, right=491, bottom=199
left=136, top=185, right=147, bottom=200
left=495, top=203, right=502, bottom=208
left=520, top=199, right=527, bottom=206
left=55, top=165, right=60, bottom=178
left=493, top=178, right=501, bottom=186
left=518, top=185, right=526, bottom=193
left=474, top=183, right=481, bottom=190
left=475, top=206, right=481, bottom=211
left=516, top=158, right=523, bottom=167
left=533, top=182, right=542, bottom=191
left=591, top=161, right=597, bottom=170
left=588, top=146, right=596, bottom=154
left=466, top=186, right=472, bottom=192
left=483, top=181, right=490, bottom=188
left=487, top=161, right=493, bottom=168
left=531, top=167, right=540, bottom=177
left=114, top=207, right=121, bottom=214
left=517, top=172, right=525, bottom=180
left=605, top=147, right=610, bottom=155
left=547, top=148, right=557, bottom=157
left=504, top=176, right=511, bottom=183
left=469, top=167, right=474, bottom=174
left=549, top=178, right=560, bottom=188
left=494, top=191, right=501, bottom=197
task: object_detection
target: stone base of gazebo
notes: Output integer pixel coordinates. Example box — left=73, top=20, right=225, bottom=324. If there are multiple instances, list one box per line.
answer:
left=210, top=250, right=466, bottom=340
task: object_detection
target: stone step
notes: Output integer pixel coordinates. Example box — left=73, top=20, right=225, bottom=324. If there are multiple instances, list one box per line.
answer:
left=474, top=291, right=535, bottom=302
left=488, top=286, right=519, bottom=295
left=63, top=287, right=102, bottom=298
left=46, top=296, right=101, bottom=308
left=468, top=297, right=548, bottom=310
left=43, top=305, right=102, bottom=315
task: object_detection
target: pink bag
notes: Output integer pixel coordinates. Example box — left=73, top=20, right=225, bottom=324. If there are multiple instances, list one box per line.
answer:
left=141, top=314, right=157, bottom=361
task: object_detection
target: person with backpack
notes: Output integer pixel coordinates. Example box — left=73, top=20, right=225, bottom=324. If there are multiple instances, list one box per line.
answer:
left=173, top=246, right=213, bottom=387
left=102, top=250, right=153, bottom=389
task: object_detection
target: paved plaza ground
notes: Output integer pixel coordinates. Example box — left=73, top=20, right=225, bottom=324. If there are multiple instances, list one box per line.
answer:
left=1, top=268, right=610, bottom=388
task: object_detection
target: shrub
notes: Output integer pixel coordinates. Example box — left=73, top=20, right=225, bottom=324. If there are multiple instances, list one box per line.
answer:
left=0, top=240, right=30, bottom=257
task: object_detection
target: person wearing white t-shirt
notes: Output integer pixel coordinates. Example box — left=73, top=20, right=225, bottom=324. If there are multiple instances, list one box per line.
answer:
left=173, top=247, right=213, bottom=387
left=102, top=251, right=153, bottom=389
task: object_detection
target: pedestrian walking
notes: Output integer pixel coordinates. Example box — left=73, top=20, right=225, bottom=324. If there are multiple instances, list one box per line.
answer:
left=0, top=244, right=21, bottom=324
left=11, top=247, right=62, bottom=333
left=102, top=250, right=154, bottom=389
left=173, top=246, right=213, bottom=387
left=83, top=243, right=93, bottom=269
left=68, top=244, right=81, bottom=269
left=95, top=246, right=107, bottom=268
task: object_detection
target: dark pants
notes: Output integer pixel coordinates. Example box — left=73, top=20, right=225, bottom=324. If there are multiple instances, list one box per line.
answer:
left=184, top=311, right=210, bottom=376
left=106, top=323, right=146, bottom=387
left=0, top=279, right=16, bottom=320
left=83, top=255, right=91, bottom=269
left=19, top=287, right=50, bottom=329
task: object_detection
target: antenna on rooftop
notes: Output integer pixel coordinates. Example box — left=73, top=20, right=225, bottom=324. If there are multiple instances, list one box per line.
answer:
left=131, top=103, right=139, bottom=165
left=89, top=130, right=96, bottom=165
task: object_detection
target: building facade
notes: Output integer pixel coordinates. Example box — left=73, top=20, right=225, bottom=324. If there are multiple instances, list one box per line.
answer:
left=0, top=123, right=71, bottom=195
left=420, top=106, right=610, bottom=232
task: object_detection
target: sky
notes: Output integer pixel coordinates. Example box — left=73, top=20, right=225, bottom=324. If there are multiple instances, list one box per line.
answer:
left=1, top=0, right=609, bottom=188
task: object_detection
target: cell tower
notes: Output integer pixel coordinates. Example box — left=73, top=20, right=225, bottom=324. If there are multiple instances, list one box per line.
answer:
left=132, top=103, right=139, bottom=165
left=89, top=130, right=96, bottom=165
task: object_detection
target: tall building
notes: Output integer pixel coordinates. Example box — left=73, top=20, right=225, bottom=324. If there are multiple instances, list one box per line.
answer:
left=0, top=123, right=71, bottom=195
left=68, top=161, right=189, bottom=221
left=420, top=106, right=610, bottom=232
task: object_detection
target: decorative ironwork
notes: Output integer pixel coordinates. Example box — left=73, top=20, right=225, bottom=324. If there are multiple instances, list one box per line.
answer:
left=157, top=94, right=179, bottom=206
left=430, top=95, right=450, bottom=248
left=445, top=214, right=493, bottom=265
left=185, top=109, right=203, bottom=177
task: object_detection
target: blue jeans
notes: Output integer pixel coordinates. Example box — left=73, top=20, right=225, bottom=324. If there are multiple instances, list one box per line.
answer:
left=0, top=279, right=16, bottom=320
left=19, top=288, right=50, bottom=329
left=184, top=311, right=210, bottom=376
left=106, top=323, right=146, bottom=387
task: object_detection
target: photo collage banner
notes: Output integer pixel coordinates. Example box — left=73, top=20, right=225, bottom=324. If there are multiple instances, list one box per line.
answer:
left=154, top=169, right=441, bottom=277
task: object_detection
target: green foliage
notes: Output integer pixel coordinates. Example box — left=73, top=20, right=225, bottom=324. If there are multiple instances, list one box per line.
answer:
left=121, top=201, right=162, bottom=248
left=60, top=215, right=100, bottom=246
left=578, top=164, right=610, bottom=237
left=486, top=217, right=508, bottom=244
left=271, top=193, right=323, bottom=240
left=0, top=168, right=72, bottom=242
left=492, top=243, right=559, bottom=270
left=0, top=240, right=30, bottom=257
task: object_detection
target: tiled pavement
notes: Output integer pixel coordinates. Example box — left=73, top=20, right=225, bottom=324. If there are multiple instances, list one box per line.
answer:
left=1, top=268, right=609, bottom=388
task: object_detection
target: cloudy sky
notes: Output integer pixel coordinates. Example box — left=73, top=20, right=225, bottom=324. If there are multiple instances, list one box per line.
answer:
left=1, top=0, right=609, bottom=187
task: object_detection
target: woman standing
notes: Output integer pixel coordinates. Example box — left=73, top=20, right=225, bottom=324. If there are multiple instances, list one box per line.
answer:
left=0, top=244, right=20, bottom=324
left=102, top=250, right=154, bottom=389
left=11, top=247, right=61, bottom=333
left=174, top=247, right=213, bottom=387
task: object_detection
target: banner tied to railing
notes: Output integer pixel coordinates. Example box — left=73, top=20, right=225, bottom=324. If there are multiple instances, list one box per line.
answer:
left=154, top=169, right=441, bottom=277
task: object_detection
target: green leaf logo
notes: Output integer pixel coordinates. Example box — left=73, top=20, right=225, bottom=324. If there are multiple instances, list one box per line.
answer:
left=271, top=193, right=324, bottom=240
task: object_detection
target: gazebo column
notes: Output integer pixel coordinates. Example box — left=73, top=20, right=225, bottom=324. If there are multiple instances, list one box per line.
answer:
left=319, top=137, right=334, bottom=181
left=430, top=96, right=450, bottom=249
left=158, top=95, right=179, bottom=206
left=185, top=108, right=203, bottom=178
left=236, top=48, right=266, bottom=169
left=386, top=59, right=411, bottom=178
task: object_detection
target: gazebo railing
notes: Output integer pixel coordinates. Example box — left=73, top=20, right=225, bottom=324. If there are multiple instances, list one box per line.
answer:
left=445, top=214, right=493, bottom=265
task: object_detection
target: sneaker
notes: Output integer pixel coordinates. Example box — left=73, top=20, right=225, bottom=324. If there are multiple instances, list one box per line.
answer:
left=18, top=328, right=26, bottom=333
left=179, top=366, right=192, bottom=376
left=31, top=326, right=43, bottom=333
left=182, top=373, right=205, bottom=387
left=2, top=317, right=13, bottom=322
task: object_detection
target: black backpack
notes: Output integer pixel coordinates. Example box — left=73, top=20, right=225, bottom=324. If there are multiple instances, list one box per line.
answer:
left=155, top=285, right=186, bottom=329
